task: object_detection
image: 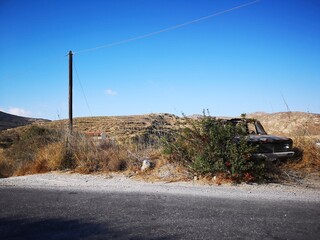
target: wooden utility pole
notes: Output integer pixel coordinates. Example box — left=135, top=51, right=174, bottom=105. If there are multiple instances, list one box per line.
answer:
left=68, top=50, right=73, bottom=133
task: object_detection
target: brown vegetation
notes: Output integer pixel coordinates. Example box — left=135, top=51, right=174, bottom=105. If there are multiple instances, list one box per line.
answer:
left=248, top=111, right=320, bottom=137
left=0, top=111, right=319, bottom=183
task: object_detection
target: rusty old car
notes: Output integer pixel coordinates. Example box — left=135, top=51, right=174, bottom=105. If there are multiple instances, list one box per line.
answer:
left=228, top=118, right=295, bottom=161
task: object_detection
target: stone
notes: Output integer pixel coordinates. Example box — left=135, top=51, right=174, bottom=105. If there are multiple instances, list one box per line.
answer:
left=141, top=159, right=151, bottom=171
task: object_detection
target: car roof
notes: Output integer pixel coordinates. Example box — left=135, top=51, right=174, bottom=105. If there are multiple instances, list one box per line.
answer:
left=227, top=118, right=257, bottom=123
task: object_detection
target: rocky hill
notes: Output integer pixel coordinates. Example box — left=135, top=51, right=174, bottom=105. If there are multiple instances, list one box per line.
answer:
left=1, top=111, right=319, bottom=143
left=0, top=111, right=51, bottom=131
left=47, top=112, right=320, bottom=141
left=48, top=113, right=185, bottom=144
left=247, top=112, right=320, bottom=137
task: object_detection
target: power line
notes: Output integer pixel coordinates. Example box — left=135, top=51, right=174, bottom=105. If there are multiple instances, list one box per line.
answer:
left=73, top=61, right=93, bottom=116
left=74, top=0, right=260, bottom=54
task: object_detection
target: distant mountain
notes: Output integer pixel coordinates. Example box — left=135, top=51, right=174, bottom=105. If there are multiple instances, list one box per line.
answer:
left=0, top=111, right=51, bottom=131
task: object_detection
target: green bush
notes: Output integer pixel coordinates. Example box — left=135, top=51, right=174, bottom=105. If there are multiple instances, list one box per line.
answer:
left=163, top=113, right=266, bottom=182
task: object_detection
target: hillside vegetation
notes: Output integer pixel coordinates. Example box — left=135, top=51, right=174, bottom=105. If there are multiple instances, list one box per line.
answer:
left=0, top=111, right=319, bottom=182
left=42, top=111, right=320, bottom=141
left=48, top=113, right=183, bottom=144
left=248, top=111, right=320, bottom=137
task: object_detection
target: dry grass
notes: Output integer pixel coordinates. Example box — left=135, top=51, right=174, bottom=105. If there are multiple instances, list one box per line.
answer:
left=0, top=149, right=14, bottom=178
left=71, top=134, right=131, bottom=174
left=0, top=126, right=141, bottom=177
left=0, top=124, right=169, bottom=178
left=33, top=131, right=154, bottom=175
left=1, top=112, right=320, bottom=184
left=0, top=126, right=63, bottom=176
left=48, top=113, right=183, bottom=145
left=135, top=162, right=191, bottom=182
left=7, top=142, right=67, bottom=176
left=34, top=142, right=67, bottom=172
left=283, top=136, right=320, bottom=172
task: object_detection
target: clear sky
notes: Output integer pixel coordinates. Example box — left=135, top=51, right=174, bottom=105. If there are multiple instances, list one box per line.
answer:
left=1, top=0, right=319, bottom=120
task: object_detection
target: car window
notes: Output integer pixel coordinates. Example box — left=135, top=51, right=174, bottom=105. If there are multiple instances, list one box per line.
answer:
left=247, top=122, right=257, bottom=134
left=255, top=121, right=267, bottom=135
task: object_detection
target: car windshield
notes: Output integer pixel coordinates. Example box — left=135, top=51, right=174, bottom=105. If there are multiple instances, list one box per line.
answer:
left=255, top=121, right=267, bottom=135
left=228, top=119, right=268, bottom=135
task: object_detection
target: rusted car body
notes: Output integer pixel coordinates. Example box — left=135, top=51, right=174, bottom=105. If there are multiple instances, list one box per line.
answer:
left=228, top=118, right=295, bottom=161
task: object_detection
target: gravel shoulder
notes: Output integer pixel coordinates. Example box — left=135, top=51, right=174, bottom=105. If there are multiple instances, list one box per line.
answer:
left=0, top=172, right=319, bottom=203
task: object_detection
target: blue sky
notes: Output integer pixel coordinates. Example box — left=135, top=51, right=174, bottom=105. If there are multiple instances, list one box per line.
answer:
left=0, top=0, right=319, bottom=120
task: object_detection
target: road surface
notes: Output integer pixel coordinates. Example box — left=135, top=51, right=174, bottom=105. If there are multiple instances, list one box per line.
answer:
left=1, top=186, right=319, bottom=239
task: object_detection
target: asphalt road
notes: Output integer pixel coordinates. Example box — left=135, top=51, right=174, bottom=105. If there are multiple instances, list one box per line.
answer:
left=0, top=187, right=319, bottom=240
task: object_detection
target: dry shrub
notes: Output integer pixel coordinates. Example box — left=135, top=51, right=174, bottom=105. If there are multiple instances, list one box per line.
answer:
left=71, top=136, right=101, bottom=173
left=0, top=150, right=14, bottom=178
left=33, top=142, right=68, bottom=172
left=65, top=127, right=168, bottom=174
left=10, top=133, right=140, bottom=175
left=68, top=133, right=138, bottom=174
left=0, top=126, right=149, bottom=177
left=0, top=125, right=184, bottom=178
left=285, top=136, right=320, bottom=172
left=12, top=142, right=67, bottom=176
left=0, top=126, right=65, bottom=177
left=14, top=164, right=30, bottom=176
left=106, top=147, right=129, bottom=172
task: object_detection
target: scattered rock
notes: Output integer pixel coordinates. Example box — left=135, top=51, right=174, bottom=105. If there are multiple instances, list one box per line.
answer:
left=141, top=159, right=151, bottom=171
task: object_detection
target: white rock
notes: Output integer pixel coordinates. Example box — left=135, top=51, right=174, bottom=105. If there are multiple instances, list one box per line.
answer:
left=141, top=159, right=151, bottom=171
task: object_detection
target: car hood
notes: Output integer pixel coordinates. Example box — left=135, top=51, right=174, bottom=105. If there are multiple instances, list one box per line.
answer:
left=248, top=135, right=292, bottom=143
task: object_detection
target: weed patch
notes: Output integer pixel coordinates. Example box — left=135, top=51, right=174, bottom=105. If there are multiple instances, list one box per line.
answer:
left=0, top=125, right=154, bottom=177
left=282, top=136, right=320, bottom=172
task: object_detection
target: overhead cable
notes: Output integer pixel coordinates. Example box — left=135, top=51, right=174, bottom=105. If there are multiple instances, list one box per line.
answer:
left=74, top=0, right=260, bottom=54
left=73, top=61, right=93, bottom=116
